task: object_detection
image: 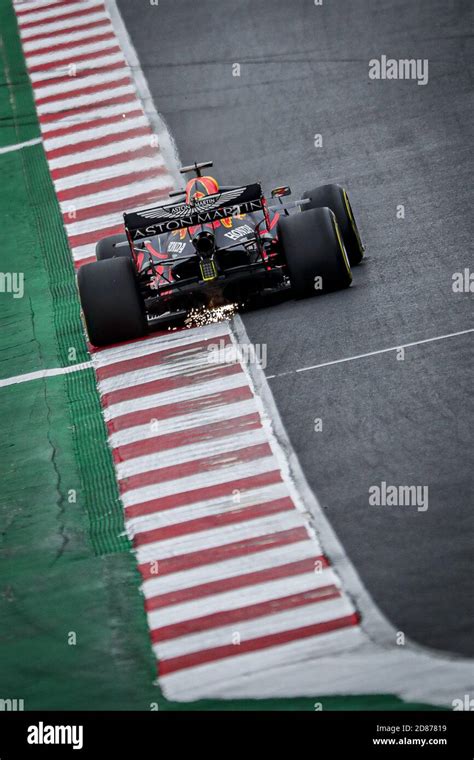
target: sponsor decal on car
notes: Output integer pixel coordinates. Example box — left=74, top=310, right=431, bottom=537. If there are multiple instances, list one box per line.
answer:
left=167, top=241, right=187, bottom=254
left=224, top=224, right=254, bottom=241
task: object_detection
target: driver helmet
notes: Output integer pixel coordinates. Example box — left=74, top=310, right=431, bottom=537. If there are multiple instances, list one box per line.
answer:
left=185, top=176, right=219, bottom=203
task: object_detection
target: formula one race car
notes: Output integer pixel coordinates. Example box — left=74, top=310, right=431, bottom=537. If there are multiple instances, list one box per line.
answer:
left=78, top=161, right=365, bottom=346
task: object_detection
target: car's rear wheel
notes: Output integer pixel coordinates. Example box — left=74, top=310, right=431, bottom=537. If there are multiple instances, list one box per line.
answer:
left=302, top=184, right=364, bottom=266
left=278, top=206, right=352, bottom=298
left=96, top=233, right=130, bottom=261
left=78, top=257, right=147, bottom=347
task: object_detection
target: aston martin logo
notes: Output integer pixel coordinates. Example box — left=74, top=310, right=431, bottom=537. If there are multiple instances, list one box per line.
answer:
left=138, top=187, right=247, bottom=221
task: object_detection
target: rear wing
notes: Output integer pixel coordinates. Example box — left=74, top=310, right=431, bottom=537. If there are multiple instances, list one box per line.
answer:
left=124, top=183, right=264, bottom=240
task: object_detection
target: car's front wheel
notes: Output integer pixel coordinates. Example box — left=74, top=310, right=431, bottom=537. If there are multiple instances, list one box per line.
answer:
left=302, top=184, right=364, bottom=266
left=278, top=206, right=352, bottom=298
left=78, top=257, right=147, bottom=347
left=96, top=233, right=130, bottom=261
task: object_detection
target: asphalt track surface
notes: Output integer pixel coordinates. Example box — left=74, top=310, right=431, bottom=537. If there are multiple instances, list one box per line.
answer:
left=117, top=0, right=474, bottom=657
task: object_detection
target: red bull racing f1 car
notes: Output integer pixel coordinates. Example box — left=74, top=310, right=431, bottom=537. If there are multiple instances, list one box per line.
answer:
left=78, top=161, right=365, bottom=346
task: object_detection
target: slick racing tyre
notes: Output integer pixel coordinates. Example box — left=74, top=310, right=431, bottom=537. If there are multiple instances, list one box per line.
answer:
left=96, top=233, right=130, bottom=261
left=278, top=206, right=352, bottom=298
left=78, top=257, right=147, bottom=347
left=302, top=184, right=364, bottom=266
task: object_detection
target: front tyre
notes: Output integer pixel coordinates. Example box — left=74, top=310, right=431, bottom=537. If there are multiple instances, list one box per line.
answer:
left=278, top=206, right=352, bottom=298
left=78, top=257, right=147, bottom=347
left=302, top=184, right=364, bottom=266
left=96, top=233, right=130, bottom=261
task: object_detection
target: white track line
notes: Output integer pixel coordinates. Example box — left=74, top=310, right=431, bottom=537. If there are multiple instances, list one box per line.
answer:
left=0, top=362, right=93, bottom=388
left=0, top=137, right=42, bottom=154
left=267, top=328, right=474, bottom=379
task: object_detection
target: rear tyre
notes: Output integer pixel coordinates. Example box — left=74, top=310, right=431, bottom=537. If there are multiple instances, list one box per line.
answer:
left=302, top=184, right=364, bottom=265
left=78, top=257, right=147, bottom=347
left=278, top=206, right=352, bottom=298
left=96, top=233, right=130, bottom=261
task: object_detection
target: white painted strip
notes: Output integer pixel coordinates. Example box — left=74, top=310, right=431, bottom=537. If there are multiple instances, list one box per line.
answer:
left=116, top=427, right=268, bottom=481
left=26, top=37, right=119, bottom=68
left=0, top=362, right=92, bottom=388
left=154, top=596, right=355, bottom=661
left=58, top=176, right=168, bottom=213
left=136, top=511, right=308, bottom=566
left=267, top=328, right=474, bottom=379
left=17, top=1, right=103, bottom=26
left=147, top=568, right=340, bottom=631
left=141, top=539, right=319, bottom=600
left=36, top=68, right=130, bottom=102
left=94, top=321, right=230, bottom=366
left=36, top=83, right=135, bottom=115
left=96, top=338, right=228, bottom=376
left=22, top=22, right=113, bottom=53
left=48, top=134, right=153, bottom=169
left=110, top=398, right=257, bottom=448
left=95, top=331, right=230, bottom=368
left=29, top=52, right=125, bottom=82
left=41, top=95, right=137, bottom=129
left=44, top=110, right=147, bottom=148
left=121, top=456, right=280, bottom=509
left=98, top=353, right=228, bottom=395
left=159, top=626, right=365, bottom=701
left=14, top=0, right=66, bottom=12
left=19, top=12, right=110, bottom=41
left=104, top=371, right=248, bottom=420
left=162, top=637, right=473, bottom=707
left=64, top=209, right=123, bottom=233
left=105, top=369, right=246, bottom=415
left=70, top=242, right=96, bottom=262
left=53, top=153, right=157, bottom=191
left=127, top=481, right=289, bottom=535
left=0, top=137, right=42, bottom=155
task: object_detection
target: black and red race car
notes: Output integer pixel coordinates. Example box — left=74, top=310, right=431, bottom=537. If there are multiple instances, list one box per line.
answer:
left=78, top=161, right=365, bottom=346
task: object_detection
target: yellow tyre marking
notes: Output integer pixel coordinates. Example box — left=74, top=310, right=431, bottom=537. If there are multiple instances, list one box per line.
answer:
left=343, top=188, right=364, bottom=256
left=332, top=213, right=352, bottom=281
